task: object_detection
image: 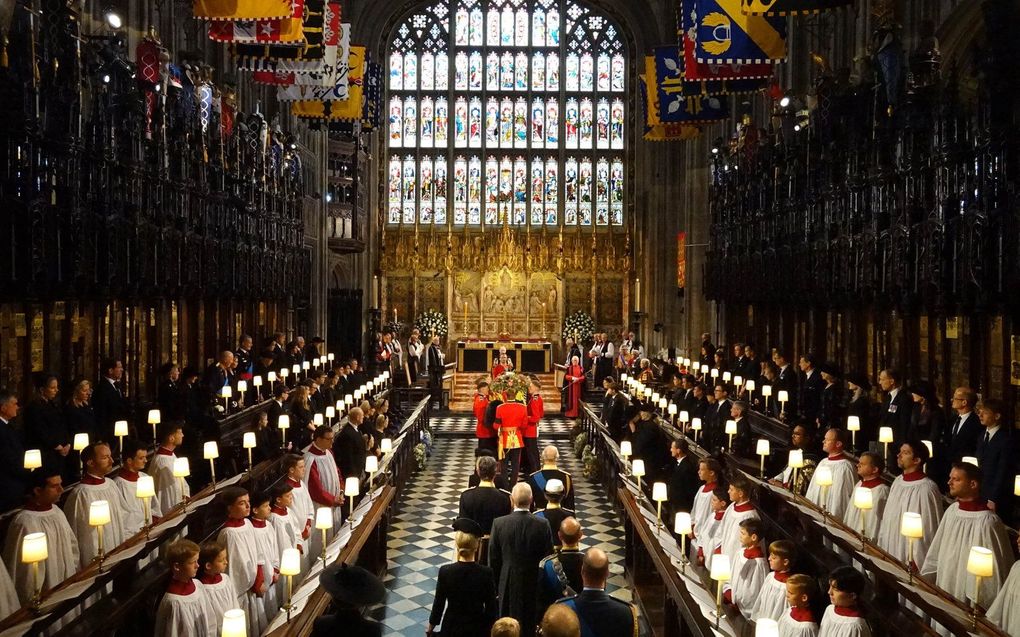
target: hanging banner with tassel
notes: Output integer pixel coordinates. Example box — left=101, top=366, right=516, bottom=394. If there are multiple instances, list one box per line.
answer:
left=647, top=49, right=729, bottom=125
left=275, top=22, right=351, bottom=101
left=233, top=0, right=337, bottom=71
left=678, top=0, right=773, bottom=91
left=290, top=45, right=365, bottom=120
left=194, top=0, right=291, bottom=21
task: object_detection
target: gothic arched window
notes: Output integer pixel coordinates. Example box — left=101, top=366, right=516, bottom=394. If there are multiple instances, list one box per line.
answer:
left=386, top=0, right=626, bottom=229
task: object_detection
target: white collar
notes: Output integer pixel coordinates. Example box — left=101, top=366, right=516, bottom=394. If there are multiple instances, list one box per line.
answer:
left=513, top=507, right=530, bottom=513
left=985, top=425, right=1000, bottom=437
left=889, top=387, right=900, bottom=399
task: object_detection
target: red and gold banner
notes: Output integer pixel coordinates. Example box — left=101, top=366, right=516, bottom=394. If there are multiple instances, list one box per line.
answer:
left=194, top=0, right=291, bottom=21
left=677, top=232, right=687, bottom=290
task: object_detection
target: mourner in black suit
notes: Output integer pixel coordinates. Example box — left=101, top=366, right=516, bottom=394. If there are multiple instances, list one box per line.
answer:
left=489, top=484, right=555, bottom=637
left=975, top=398, right=1016, bottom=517
left=460, top=456, right=513, bottom=534
left=555, top=548, right=649, bottom=637
left=797, top=354, right=825, bottom=423
left=333, top=409, right=368, bottom=480
left=601, top=380, right=628, bottom=441
left=772, top=350, right=799, bottom=417
left=266, top=385, right=290, bottom=449
left=428, top=518, right=498, bottom=637
left=942, top=388, right=982, bottom=464
left=877, top=368, right=913, bottom=442
left=0, top=391, right=27, bottom=511
left=93, top=358, right=129, bottom=442
left=427, top=337, right=446, bottom=408
left=23, top=375, right=69, bottom=479
left=662, top=438, right=699, bottom=514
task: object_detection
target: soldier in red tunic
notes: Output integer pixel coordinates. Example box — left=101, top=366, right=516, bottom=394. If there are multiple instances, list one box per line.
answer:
left=496, top=395, right=528, bottom=485
left=474, top=378, right=496, bottom=453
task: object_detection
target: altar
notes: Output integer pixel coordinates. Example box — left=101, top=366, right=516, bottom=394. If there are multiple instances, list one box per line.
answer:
left=456, top=340, right=553, bottom=374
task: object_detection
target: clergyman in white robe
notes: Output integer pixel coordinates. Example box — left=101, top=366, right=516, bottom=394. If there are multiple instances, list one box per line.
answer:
left=303, top=443, right=344, bottom=530
left=988, top=553, right=1020, bottom=637
left=875, top=471, right=942, bottom=568
left=3, top=503, right=80, bottom=607
left=63, top=475, right=130, bottom=569
left=804, top=453, right=856, bottom=520
left=920, top=500, right=1012, bottom=615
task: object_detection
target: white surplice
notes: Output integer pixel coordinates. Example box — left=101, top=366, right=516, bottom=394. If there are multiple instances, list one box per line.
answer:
left=753, top=571, right=792, bottom=623
left=251, top=518, right=281, bottom=618
left=3, top=505, right=80, bottom=607
left=777, top=608, right=819, bottom=637
left=154, top=580, right=214, bottom=637
left=148, top=448, right=191, bottom=515
left=804, top=455, right=856, bottom=520
left=841, top=479, right=889, bottom=538
left=303, top=445, right=344, bottom=528
left=112, top=469, right=164, bottom=536
left=0, top=554, right=19, bottom=621
left=920, top=501, right=1012, bottom=608
left=724, top=546, right=769, bottom=619
left=200, top=574, right=239, bottom=635
left=988, top=560, right=1020, bottom=636
left=817, top=606, right=872, bottom=637
left=689, top=482, right=716, bottom=558
left=62, top=476, right=130, bottom=569
left=709, top=502, right=758, bottom=570
left=875, top=472, right=942, bottom=568
left=218, top=519, right=268, bottom=635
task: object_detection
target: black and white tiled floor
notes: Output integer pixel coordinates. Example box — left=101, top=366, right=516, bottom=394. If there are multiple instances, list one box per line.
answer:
left=367, top=415, right=629, bottom=635
left=430, top=413, right=577, bottom=438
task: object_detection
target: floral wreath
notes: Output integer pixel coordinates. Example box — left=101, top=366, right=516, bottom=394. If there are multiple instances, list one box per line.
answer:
left=414, top=309, right=448, bottom=338
left=489, top=371, right=530, bottom=403
left=562, top=310, right=595, bottom=342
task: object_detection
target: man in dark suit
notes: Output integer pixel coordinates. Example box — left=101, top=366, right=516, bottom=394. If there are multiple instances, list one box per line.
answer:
left=202, top=350, right=235, bottom=407
left=730, top=342, right=746, bottom=377
left=662, top=438, right=699, bottom=514
left=234, top=334, right=255, bottom=382
left=460, top=455, right=513, bottom=534
left=932, top=386, right=982, bottom=486
left=333, top=406, right=368, bottom=481
left=556, top=548, right=649, bottom=637
left=797, top=354, right=825, bottom=423
left=0, top=390, right=27, bottom=511
left=426, top=336, right=445, bottom=409
left=878, top=368, right=913, bottom=441
left=707, top=384, right=732, bottom=450
left=266, top=384, right=290, bottom=449
left=93, top=357, right=129, bottom=442
left=601, top=379, right=628, bottom=441
left=772, top=349, right=798, bottom=418
left=975, top=398, right=1016, bottom=518
left=741, top=344, right=760, bottom=381
left=489, top=483, right=555, bottom=637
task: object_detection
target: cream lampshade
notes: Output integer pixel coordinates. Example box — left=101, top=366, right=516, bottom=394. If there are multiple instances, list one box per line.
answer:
left=148, top=409, right=161, bottom=425
left=278, top=414, right=290, bottom=430
left=710, top=554, right=731, bottom=581
left=280, top=368, right=289, bottom=379
left=668, top=404, right=678, bottom=417
left=268, top=371, right=278, bottom=382
left=345, top=395, right=354, bottom=406
left=620, top=441, right=633, bottom=458
left=313, top=413, right=324, bottom=426
left=354, top=389, right=363, bottom=401
left=365, top=455, right=379, bottom=474
left=237, top=380, right=248, bottom=394
left=344, top=477, right=360, bottom=497
left=878, top=427, right=894, bottom=443
left=172, top=456, right=190, bottom=478
left=243, top=432, right=257, bottom=449
left=962, top=456, right=979, bottom=466
left=678, top=409, right=689, bottom=423
left=292, top=364, right=300, bottom=375
left=724, top=420, right=737, bottom=435
left=114, top=420, right=129, bottom=437
left=777, top=390, right=789, bottom=403
left=204, top=441, right=219, bottom=460
left=643, top=388, right=653, bottom=399
left=674, top=512, right=693, bottom=535
left=21, top=532, right=47, bottom=564
left=900, top=512, right=923, bottom=538
left=691, top=418, right=702, bottom=432
left=815, top=465, right=833, bottom=487
left=788, top=449, right=804, bottom=468
left=761, top=385, right=772, bottom=397
left=24, top=449, right=42, bottom=470
left=710, top=368, right=719, bottom=378
left=221, top=608, right=246, bottom=637
left=136, top=475, right=156, bottom=499
left=89, top=500, right=111, bottom=527
left=967, top=546, right=994, bottom=578
left=280, top=548, right=301, bottom=576
left=722, top=371, right=731, bottom=382
left=922, top=440, right=933, bottom=458
left=756, top=439, right=770, bottom=456
left=853, top=486, right=873, bottom=510
left=620, top=374, right=629, bottom=384
left=380, top=438, right=393, bottom=454
left=326, top=406, right=336, bottom=419
left=755, top=618, right=779, bottom=637
left=652, top=482, right=668, bottom=502
left=734, top=375, right=743, bottom=387
left=253, top=376, right=263, bottom=388
left=219, top=385, right=232, bottom=399
left=846, top=416, right=860, bottom=431
left=73, top=433, right=90, bottom=451
left=328, top=353, right=335, bottom=362
left=651, top=392, right=660, bottom=404
left=631, top=459, right=645, bottom=477
left=658, top=398, right=667, bottom=410
left=315, top=507, right=333, bottom=530
left=744, top=379, right=755, bottom=392
left=1014, top=475, right=1020, bottom=497
left=302, top=361, right=310, bottom=371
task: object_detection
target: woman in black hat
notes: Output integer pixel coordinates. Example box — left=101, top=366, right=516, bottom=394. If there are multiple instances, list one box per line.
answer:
left=818, top=363, right=845, bottom=430
left=906, top=379, right=945, bottom=442
left=312, top=563, right=386, bottom=636
left=845, top=372, right=875, bottom=448
left=427, top=518, right=498, bottom=637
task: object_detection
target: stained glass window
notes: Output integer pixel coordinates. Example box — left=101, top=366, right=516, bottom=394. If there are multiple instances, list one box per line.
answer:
left=387, top=0, right=625, bottom=227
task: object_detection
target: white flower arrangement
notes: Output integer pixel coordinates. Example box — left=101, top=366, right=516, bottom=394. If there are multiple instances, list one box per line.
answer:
left=562, top=310, right=595, bottom=342
left=415, top=309, right=449, bottom=338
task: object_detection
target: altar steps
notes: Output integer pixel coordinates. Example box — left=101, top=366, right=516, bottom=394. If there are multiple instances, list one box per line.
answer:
left=449, top=371, right=562, bottom=412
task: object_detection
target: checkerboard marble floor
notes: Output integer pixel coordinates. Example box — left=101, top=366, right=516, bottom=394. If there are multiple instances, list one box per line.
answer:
left=367, top=415, right=630, bottom=635
left=429, top=412, right=578, bottom=438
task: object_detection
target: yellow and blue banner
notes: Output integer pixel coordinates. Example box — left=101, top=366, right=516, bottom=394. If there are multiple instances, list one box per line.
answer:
left=291, top=45, right=365, bottom=120
left=694, top=0, right=786, bottom=64
left=646, top=49, right=729, bottom=125
left=741, top=0, right=852, bottom=16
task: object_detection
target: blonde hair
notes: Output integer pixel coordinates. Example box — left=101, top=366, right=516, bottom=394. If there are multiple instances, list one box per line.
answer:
left=491, top=617, right=521, bottom=637
left=455, top=531, right=479, bottom=559
left=166, top=539, right=200, bottom=567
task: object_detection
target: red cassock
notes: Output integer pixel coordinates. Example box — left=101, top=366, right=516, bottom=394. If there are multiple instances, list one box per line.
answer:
left=564, top=363, right=584, bottom=418
left=524, top=394, right=543, bottom=439
left=495, top=401, right=528, bottom=458
left=491, top=364, right=506, bottom=378
left=474, top=394, right=494, bottom=439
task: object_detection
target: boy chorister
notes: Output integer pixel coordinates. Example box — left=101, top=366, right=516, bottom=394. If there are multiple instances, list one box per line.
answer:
left=216, top=487, right=268, bottom=635
left=283, top=455, right=314, bottom=569
left=697, top=487, right=729, bottom=566
left=723, top=518, right=768, bottom=619
left=199, top=541, right=240, bottom=635
left=154, top=540, right=213, bottom=636
left=778, top=574, right=819, bottom=637
left=753, top=540, right=795, bottom=622
left=268, top=483, right=303, bottom=564
left=711, top=475, right=758, bottom=570
left=818, top=566, right=872, bottom=637
left=149, top=423, right=191, bottom=515
left=690, top=458, right=722, bottom=562
left=250, top=490, right=282, bottom=618
left=113, top=438, right=163, bottom=536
